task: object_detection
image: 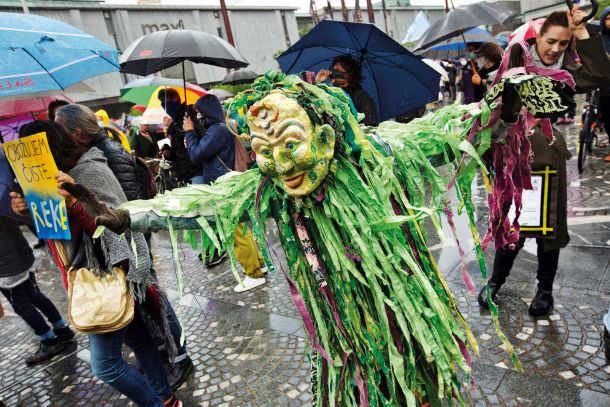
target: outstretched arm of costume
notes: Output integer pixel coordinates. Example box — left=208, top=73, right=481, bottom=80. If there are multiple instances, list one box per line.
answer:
left=62, top=169, right=264, bottom=235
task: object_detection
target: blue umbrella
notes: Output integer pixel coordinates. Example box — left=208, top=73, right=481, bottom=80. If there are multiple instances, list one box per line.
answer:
left=417, top=28, right=494, bottom=59
left=276, top=20, right=440, bottom=121
left=494, top=31, right=511, bottom=48
left=0, top=12, right=120, bottom=98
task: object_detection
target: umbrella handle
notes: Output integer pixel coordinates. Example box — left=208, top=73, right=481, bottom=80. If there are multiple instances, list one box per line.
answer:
left=565, top=0, right=598, bottom=23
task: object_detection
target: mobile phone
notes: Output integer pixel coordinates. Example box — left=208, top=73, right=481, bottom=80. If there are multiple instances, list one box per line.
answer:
left=330, top=69, right=346, bottom=79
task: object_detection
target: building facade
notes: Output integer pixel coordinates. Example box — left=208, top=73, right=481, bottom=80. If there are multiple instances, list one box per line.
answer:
left=0, top=1, right=299, bottom=109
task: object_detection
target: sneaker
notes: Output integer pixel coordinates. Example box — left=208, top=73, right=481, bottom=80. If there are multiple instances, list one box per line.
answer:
left=556, top=117, right=566, bottom=124
left=604, top=153, right=610, bottom=163
left=25, top=337, right=65, bottom=365
left=163, top=394, right=183, bottom=407
left=234, top=276, right=266, bottom=293
left=564, top=117, right=574, bottom=124
left=167, top=356, right=194, bottom=391
left=53, top=326, right=76, bottom=343
left=205, top=252, right=227, bottom=268
left=260, top=265, right=269, bottom=275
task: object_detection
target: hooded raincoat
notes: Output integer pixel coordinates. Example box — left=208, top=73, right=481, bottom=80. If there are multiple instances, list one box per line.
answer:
left=185, top=95, right=235, bottom=185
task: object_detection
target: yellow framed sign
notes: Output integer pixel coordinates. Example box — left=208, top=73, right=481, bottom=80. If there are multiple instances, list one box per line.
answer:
left=508, top=166, right=557, bottom=239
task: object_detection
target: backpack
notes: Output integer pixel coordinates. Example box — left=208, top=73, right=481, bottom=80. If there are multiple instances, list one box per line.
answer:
left=134, top=156, right=157, bottom=199
left=233, top=136, right=252, bottom=172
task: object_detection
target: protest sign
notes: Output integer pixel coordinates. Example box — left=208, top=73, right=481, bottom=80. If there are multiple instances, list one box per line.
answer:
left=1, top=132, right=70, bottom=240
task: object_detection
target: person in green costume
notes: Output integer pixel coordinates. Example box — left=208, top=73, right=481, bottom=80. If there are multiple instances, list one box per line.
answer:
left=56, top=71, right=573, bottom=406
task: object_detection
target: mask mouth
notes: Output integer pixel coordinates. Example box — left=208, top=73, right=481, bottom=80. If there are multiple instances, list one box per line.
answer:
left=282, top=172, right=305, bottom=189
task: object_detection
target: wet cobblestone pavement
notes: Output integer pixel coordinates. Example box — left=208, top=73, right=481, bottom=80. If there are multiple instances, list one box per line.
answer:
left=1, top=118, right=609, bottom=406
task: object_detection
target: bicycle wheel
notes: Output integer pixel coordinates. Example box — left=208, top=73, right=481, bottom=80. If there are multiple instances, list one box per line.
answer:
left=154, top=174, right=166, bottom=195
left=578, top=111, right=593, bottom=172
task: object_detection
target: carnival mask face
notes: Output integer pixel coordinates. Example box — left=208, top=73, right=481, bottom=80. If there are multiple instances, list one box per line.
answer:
left=248, top=93, right=335, bottom=197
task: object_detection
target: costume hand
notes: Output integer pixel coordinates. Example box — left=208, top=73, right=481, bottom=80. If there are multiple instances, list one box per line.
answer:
left=183, top=116, right=195, bottom=132
left=163, top=115, right=173, bottom=127
left=59, top=182, right=131, bottom=235
left=56, top=171, right=77, bottom=207
left=568, top=6, right=589, bottom=39
left=10, top=192, right=28, bottom=216
left=315, top=69, right=331, bottom=83
left=472, top=74, right=482, bottom=85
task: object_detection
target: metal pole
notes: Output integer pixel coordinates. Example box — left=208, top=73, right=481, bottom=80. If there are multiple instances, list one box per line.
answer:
left=366, top=0, right=375, bottom=23
left=181, top=60, right=188, bottom=114
left=340, top=0, right=348, bottom=21
left=20, top=0, right=29, bottom=13
left=381, top=0, right=389, bottom=34
left=310, top=0, right=319, bottom=24
left=354, top=0, right=363, bottom=23
left=327, top=0, right=334, bottom=20
left=219, top=0, right=235, bottom=46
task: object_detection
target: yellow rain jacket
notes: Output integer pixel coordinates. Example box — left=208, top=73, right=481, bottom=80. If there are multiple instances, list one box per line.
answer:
left=95, top=109, right=131, bottom=152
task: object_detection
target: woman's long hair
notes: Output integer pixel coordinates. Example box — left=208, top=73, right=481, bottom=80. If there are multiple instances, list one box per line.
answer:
left=55, top=103, right=125, bottom=146
left=19, top=120, right=88, bottom=172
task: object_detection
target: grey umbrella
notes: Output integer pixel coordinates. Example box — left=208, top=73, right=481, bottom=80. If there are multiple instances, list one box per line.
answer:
left=222, top=69, right=259, bottom=85
left=414, top=1, right=514, bottom=51
left=206, top=88, right=234, bottom=101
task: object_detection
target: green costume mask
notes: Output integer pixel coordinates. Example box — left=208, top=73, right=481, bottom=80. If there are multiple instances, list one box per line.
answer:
left=247, top=93, right=336, bottom=197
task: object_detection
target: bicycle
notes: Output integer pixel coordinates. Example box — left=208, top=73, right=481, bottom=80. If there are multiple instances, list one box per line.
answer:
left=144, top=157, right=181, bottom=195
left=577, top=89, right=604, bottom=173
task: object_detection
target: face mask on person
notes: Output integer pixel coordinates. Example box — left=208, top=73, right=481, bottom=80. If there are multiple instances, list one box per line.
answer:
left=476, top=56, right=486, bottom=69
left=97, top=120, right=104, bottom=128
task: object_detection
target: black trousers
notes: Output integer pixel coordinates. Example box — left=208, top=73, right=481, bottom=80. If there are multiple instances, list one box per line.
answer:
left=490, top=238, right=560, bottom=292
left=0, top=273, right=62, bottom=336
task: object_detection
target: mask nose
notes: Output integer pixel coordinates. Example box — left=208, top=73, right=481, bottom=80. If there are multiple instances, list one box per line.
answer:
left=273, top=148, right=293, bottom=173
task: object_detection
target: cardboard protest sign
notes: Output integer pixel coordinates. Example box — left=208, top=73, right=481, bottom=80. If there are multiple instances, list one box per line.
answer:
left=1, top=132, right=70, bottom=240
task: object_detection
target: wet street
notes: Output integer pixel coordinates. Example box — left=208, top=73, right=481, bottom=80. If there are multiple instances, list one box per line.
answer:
left=1, top=120, right=609, bottom=406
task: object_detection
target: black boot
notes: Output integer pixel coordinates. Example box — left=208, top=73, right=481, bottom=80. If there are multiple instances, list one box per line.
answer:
left=53, top=326, right=76, bottom=343
left=25, top=337, right=65, bottom=365
left=477, top=282, right=502, bottom=309
left=167, top=356, right=194, bottom=391
left=528, top=289, right=554, bottom=317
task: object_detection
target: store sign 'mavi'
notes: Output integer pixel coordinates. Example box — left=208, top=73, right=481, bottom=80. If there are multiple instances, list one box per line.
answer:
left=141, top=19, right=185, bottom=35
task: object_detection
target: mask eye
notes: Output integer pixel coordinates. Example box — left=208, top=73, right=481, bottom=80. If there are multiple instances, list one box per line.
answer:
left=286, top=142, right=297, bottom=151
left=261, top=149, right=272, bottom=158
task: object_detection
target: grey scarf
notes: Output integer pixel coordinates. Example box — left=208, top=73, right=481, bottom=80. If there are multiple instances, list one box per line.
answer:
left=528, top=44, right=565, bottom=70
left=67, top=147, right=154, bottom=302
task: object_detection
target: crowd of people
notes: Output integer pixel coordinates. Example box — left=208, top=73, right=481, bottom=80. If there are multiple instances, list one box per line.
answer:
left=1, top=4, right=610, bottom=407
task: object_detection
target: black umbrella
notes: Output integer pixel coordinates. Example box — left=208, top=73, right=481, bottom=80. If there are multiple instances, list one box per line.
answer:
left=120, top=29, right=248, bottom=75
left=120, top=29, right=248, bottom=111
left=414, top=1, right=515, bottom=51
left=222, top=69, right=259, bottom=85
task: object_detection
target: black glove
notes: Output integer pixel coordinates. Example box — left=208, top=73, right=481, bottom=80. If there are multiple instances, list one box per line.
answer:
left=500, top=84, right=522, bottom=124
left=60, top=182, right=131, bottom=235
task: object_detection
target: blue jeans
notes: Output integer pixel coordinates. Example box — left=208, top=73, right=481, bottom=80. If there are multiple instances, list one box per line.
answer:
left=88, top=310, right=171, bottom=407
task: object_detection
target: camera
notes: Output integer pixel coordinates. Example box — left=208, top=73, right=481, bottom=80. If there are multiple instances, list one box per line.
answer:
left=186, top=104, right=206, bottom=135
left=330, top=69, right=346, bottom=79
